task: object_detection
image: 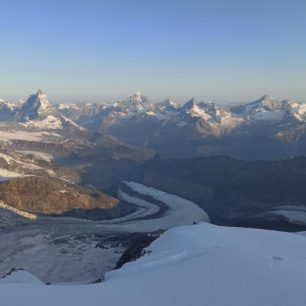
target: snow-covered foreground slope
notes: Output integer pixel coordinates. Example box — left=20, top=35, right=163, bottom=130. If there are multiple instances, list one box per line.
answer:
left=2, top=222, right=306, bottom=306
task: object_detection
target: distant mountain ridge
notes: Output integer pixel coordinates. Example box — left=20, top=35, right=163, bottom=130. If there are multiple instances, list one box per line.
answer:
left=3, top=91, right=306, bottom=159
left=55, top=92, right=306, bottom=159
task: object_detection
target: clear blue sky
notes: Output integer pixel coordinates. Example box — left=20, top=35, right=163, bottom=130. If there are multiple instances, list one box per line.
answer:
left=0, top=0, right=306, bottom=103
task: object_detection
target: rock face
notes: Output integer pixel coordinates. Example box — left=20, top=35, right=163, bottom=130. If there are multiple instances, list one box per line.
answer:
left=14, top=89, right=57, bottom=122
left=0, top=176, right=119, bottom=215
left=115, top=231, right=163, bottom=269
left=0, top=150, right=80, bottom=183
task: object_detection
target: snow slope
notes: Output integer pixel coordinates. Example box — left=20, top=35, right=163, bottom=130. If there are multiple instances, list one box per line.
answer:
left=0, top=270, right=44, bottom=285
left=2, top=223, right=306, bottom=306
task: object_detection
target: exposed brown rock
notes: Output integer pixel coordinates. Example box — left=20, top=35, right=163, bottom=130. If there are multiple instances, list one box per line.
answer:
left=0, top=176, right=119, bottom=215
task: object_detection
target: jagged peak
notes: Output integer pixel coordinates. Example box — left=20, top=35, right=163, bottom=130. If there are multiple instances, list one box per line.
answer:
left=182, top=98, right=198, bottom=110
left=36, top=89, right=44, bottom=95
left=253, top=95, right=279, bottom=104
left=114, top=92, right=152, bottom=111
left=157, top=99, right=177, bottom=108
left=13, top=90, right=58, bottom=122
left=261, top=94, right=270, bottom=100
left=189, top=97, right=197, bottom=104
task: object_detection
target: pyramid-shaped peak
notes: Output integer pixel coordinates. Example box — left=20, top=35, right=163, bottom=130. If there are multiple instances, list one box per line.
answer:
left=162, top=99, right=176, bottom=106
left=189, top=97, right=197, bottom=104
left=14, top=90, right=57, bottom=122
left=246, top=95, right=278, bottom=107
left=257, top=95, right=279, bottom=103
left=261, top=94, right=271, bottom=100
left=182, top=98, right=198, bottom=110
left=156, top=99, right=178, bottom=110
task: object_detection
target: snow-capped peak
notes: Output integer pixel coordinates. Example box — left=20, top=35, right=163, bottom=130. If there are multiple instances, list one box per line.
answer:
left=182, top=98, right=198, bottom=110
left=155, top=99, right=178, bottom=111
left=37, top=89, right=44, bottom=95
left=259, top=94, right=273, bottom=101
left=15, top=90, right=56, bottom=122
left=182, top=99, right=217, bottom=119
left=114, top=92, right=152, bottom=112
left=255, top=95, right=287, bottom=110
left=135, top=91, right=142, bottom=103
left=230, top=95, right=290, bottom=122
left=35, top=89, right=53, bottom=109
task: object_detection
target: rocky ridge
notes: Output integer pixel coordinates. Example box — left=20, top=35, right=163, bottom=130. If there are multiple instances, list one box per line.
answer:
left=0, top=176, right=118, bottom=215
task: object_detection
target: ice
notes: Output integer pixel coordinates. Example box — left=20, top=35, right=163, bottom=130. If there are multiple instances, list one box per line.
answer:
left=2, top=223, right=306, bottom=306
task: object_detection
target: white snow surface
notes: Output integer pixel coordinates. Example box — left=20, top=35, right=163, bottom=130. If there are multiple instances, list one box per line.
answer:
left=57, top=103, right=79, bottom=110
left=2, top=223, right=306, bottom=306
left=251, top=109, right=286, bottom=121
left=145, top=110, right=176, bottom=120
left=290, top=102, right=306, bottom=121
left=16, top=151, right=53, bottom=162
left=187, top=104, right=212, bottom=120
left=24, top=115, right=63, bottom=129
left=0, top=129, right=61, bottom=142
left=0, top=270, right=44, bottom=285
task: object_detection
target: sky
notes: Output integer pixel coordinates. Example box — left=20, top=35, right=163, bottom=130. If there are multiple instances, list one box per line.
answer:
left=0, top=0, right=306, bottom=104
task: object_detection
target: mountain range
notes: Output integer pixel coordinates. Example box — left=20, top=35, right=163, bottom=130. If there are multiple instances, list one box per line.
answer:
left=2, top=89, right=306, bottom=227
left=3, top=90, right=306, bottom=160
left=52, top=92, right=306, bottom=159
left=2, top=90, right=306, bottom=286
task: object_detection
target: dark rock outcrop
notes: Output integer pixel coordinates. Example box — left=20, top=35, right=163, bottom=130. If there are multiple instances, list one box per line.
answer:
left=115, top=230, right=163, bottom=269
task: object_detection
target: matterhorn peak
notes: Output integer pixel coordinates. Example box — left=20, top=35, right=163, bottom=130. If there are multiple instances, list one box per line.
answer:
left=14, top=90, right=57, bottom=122
left=36, top=89, right=44, bottom=95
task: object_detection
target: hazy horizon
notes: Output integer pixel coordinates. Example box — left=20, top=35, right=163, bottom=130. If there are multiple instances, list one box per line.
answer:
left=0, top=89, right=306, bottom=105
left=1, top=90, right=306, bottom=106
